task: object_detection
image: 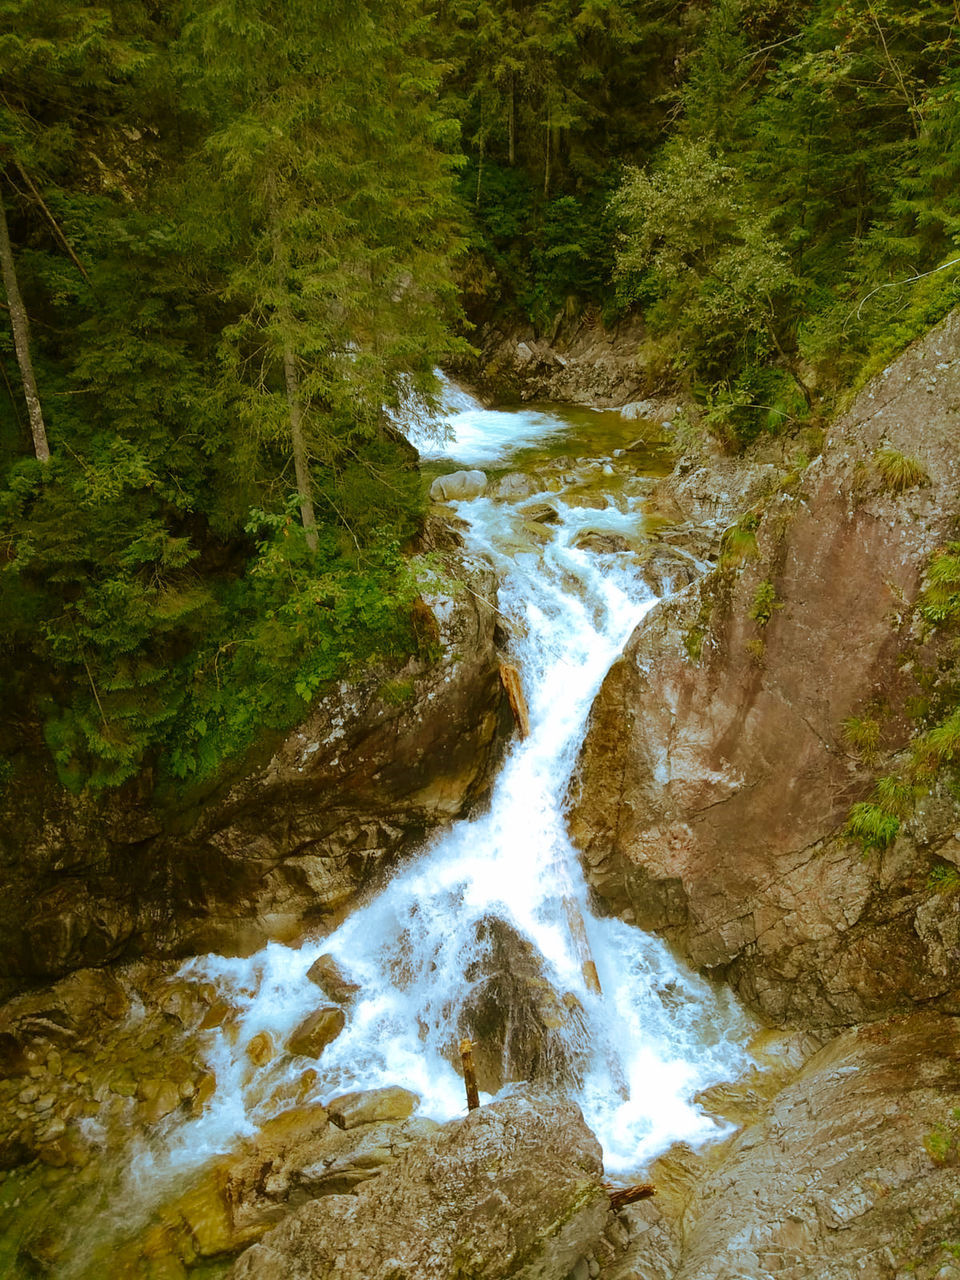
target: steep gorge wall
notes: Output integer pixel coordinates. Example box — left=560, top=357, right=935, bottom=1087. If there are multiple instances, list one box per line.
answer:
left=569, top=309, right=960, bottom=1026
left=0, top=544, right=510, bottom=996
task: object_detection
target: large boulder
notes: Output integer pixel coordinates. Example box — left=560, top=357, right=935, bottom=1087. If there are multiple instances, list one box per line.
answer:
left=0, top=545, right=511, bottom=991
left=430, top=469, right=487, bottom=501
left=458, top=917, right=587, bottom=1094
left=610, top=1013, right=960, bottom=1280
left=569, top=308, right=960, bottom=1027
left=228, top=1093, right=615, bottom=1280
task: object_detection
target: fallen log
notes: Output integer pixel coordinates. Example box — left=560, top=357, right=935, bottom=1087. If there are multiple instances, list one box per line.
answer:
left=563, top=896, right=602, bottom=995
left=603, top=1182, right=656, bottom=1211
left=499, top=663, right=530, bottom=739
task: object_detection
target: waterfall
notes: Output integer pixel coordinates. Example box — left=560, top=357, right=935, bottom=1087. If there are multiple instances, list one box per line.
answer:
left=143, top=378, right=752, bottom=1185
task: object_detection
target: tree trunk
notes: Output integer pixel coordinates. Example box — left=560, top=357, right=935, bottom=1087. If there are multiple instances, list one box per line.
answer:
left=282, top=344, right=319, bottom=552
left=0, top=189, right=50, bottom=461
left=543, top=110, right=551, bottom=199
left=508, top=76, right=516, bottom=166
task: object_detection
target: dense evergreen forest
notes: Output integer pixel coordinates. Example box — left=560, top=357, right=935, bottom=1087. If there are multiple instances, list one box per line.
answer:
left=2, top=0, right=959, bottom=796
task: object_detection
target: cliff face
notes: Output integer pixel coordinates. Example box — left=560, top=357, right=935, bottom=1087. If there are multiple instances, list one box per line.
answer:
left=569, top=309, right=960, bottom=1026
left=0, top=544, right=510, bottom=994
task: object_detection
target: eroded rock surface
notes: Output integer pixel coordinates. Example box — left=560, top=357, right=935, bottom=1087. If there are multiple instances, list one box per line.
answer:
left=612, top=1013, right=960, bottom=1280
left=0, top=544, right=511, bottom=990
left=227, top=1093, right=615, bottom=1280
left=570, top=309, right=960, bottom=1025
left=461, top=315, right=655, bottom=408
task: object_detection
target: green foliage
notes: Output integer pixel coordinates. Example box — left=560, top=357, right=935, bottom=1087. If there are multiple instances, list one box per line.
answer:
left=844, top=800, right=901, bottom=852
left=873, top=446, right=928, bottom=494
left=0, top=0, right=465, bottom=792
left=923, top=1110, right=960, bottom=1165
left=928, top=864, right=960, bottom=893
left=719, top=513, right=760, bottom=568
left=842, top=715, right=882, bottom=762
left=919, top=543, right=960, bottom=626
left=749, top=580, right=781, bottom=627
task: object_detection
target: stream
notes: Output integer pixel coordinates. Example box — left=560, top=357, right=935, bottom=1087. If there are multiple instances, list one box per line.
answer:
left=1, top=382, right=756, bottom=1276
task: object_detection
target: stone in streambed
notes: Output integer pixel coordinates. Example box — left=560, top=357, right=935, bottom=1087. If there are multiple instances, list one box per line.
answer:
left=573, top=531, right=631, bottom=554
left=429, top=470, right=487, bottom=501
left=287, top=1006, right=344, bottom=1059
left=227, top=1093, right=610, bottom=1280
left=326, top=1086, right=419, bottom=1130
left=245, top=1031, right=274, bottom=1068
left=305, top=954, right=359, bottom=1004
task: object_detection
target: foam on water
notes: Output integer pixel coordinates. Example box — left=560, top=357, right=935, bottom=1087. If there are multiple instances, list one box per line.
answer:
left=128, top=386, right=753, bottom=1197
left=406, top=377, right=567, bottom=465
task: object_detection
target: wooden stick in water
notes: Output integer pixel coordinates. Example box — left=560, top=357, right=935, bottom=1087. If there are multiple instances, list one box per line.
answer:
left=499, top=663, right=530, bottom=739
left=563, top=896, right=602, bottom=995
left=460, top=1037, right=480, bottom=1111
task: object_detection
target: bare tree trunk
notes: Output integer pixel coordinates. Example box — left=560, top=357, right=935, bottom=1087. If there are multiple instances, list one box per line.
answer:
left=282, top=345, right=319, bottom=552
left=508, top=76, right=516, bottom=166
left=543, top=110, right=551, bottom=199
left=0, top=189, right=50, bottom=461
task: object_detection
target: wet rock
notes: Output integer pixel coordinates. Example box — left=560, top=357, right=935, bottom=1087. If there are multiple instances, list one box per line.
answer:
left=609, top=1013, right=960, bottom=1280
left=635, top=546, right=699, bottom=598
left=305, top=954, right=359, bottom=1003
left=458, top=917, right=587, bottom=1093
left=429, top=469, right=487, bottom=501
left=495, top=472, right=537, bottom=499
left=228, top=1093, right=612, bottom=1280
left=287, top=1007, right=345, bottom=1059
left=573, top=531, right=631, bottom=554
left=460, top=314, right=653, bottom=408
left=246, top=1031, right=274, bottom=1068
left=137, top=1077, right=182, bottom=1126
left=327, top=1086, right=419, bottom=1130
left=525, top=502, right=561, bottom=525
left=570, top=307, right=960, bottom=1026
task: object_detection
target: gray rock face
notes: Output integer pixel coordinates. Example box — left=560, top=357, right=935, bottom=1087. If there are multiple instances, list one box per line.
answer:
left=430, top=469, right=487, bottom=501
left=611, top=1013, right=960, bottom=1280
left=460, top=315, right=658, bottom=409
left=569, top=308, right=960, bottom=1026
left=228, top=1094, right=612, bottom=1280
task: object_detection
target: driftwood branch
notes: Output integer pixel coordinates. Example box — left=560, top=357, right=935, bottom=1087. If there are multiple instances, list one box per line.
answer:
left=603, top=1182, right=656, bottom=1211
left=499, top=663, right=530, bottom=738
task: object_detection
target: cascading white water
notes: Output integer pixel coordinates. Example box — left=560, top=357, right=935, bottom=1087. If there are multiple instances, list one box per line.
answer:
left=134, top=380, right=753, bottom=1191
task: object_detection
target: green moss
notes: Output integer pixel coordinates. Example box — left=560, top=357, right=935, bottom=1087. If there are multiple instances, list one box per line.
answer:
left=748, top=580, right=781, bottom=628
left=684, top=626, right=706, bottom=662
left=718, top=513, right=760, bottom=569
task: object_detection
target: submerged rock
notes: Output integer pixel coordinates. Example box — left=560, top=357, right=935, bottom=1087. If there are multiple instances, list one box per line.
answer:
left=227, top=1093, right=613, bottom=1280
left=287, top=1006, right=345, bottom=1059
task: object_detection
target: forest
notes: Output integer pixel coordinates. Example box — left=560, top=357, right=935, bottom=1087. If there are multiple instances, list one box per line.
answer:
left=2, top=0, right=959, bottom=795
